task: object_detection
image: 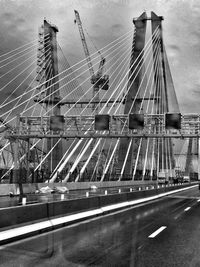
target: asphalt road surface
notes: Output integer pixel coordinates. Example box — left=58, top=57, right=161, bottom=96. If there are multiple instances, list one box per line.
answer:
left=0, top=186, right=199, bottom=267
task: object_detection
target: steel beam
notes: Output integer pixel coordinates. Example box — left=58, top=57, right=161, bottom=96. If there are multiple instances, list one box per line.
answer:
left=6, top=133, right=200, bottom=139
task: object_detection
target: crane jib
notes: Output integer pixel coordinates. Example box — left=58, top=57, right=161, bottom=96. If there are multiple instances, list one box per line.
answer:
left=74, top=10, right=109, bottom=91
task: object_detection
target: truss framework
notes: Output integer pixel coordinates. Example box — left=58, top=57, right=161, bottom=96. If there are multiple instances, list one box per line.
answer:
left=5, top=114, right=200, bottom=139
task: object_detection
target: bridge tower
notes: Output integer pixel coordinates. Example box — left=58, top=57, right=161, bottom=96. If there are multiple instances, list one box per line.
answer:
left=36, top=20, right=62, bottom=173
left=118, top=12, right=147, bottom=177
left=151, top=11, right=177, bottom=176
left=118, top=11, right=177, bottom=179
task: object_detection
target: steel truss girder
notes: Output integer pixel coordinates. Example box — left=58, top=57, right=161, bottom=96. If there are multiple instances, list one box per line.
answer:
left=5, top=134, right=200, bottom=139
left=5, top=114, right=200, bottom=139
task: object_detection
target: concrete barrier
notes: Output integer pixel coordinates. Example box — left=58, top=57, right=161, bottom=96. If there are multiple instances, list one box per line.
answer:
left=0, top=203, right=48, bottom=229
left=0, top=183, right=197, bottom=231
left=0, top=181, right=195, bottom=196
left=0, top=184, right=20, bottom=195
left=99, top=193, right=128, bottom=207
left=22, top=184, right=38, bottom=194
left=0, top=181, right=158, bottom=195
left=126, top=190, right=148, bottom=200
left=48, top=196, right=100, bottom=218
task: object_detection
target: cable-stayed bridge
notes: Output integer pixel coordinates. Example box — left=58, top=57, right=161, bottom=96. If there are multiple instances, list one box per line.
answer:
left=0, top=11, right=198, bottom=186
left=1, top=11, right=200, bottom=265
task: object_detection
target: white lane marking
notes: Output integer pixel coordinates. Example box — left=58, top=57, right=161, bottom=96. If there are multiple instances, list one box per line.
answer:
left=174, top=216, right=179, bottom=220
left=197, top=199, right=200, bottom=202
left=184, top=207, right=191, bottom=211
left=138, top=245, right=144, bottom=250
left=148, top=226, right=167, bottom=238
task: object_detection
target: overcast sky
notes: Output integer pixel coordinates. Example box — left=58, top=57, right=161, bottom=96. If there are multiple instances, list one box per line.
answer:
left=0, top=0, right=200, bottom=113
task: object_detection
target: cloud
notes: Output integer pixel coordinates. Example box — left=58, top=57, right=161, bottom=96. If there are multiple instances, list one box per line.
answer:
left=92, top=23, right=101, bottom=31
left=2, top=12, right=12, bottom=19
left=111, top=23, right=124, bottom=32
left=166, top=44, right=180, bottom=66
left=1, top=11, right=28, bottom=36
left=15, top=18, right=25, bottom=24
left=191, top=84, right=200, bottom=96
left=168, top=44, right=179, bottom=52
left=189, top=31, right=200, bottom=46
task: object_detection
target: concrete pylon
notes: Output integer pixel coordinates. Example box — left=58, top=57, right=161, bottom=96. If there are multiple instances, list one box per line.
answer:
left=151, top=11, right=176, bottom=176
left=43, top=20, right=62, bottom=174
left=118, top=12, right=147, bottom=177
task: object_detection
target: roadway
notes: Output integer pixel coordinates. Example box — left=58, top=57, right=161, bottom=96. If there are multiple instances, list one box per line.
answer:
left=0, top=185, right=199, bottom=266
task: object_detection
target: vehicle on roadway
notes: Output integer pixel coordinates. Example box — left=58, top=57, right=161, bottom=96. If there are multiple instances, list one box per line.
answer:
left=183, top=175, right=190, bottom=183
left=158, top=171, right=169, bottom=184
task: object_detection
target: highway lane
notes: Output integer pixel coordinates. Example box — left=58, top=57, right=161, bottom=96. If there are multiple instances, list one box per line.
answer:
left=0, top=186, right=199, bottom=266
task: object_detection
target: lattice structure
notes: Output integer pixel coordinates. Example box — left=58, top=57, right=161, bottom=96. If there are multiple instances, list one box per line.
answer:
left=7, top=114, right=200, bottom=138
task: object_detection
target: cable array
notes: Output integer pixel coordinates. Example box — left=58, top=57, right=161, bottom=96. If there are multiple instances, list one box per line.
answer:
left=0, top=17, right=181, bottom=185
left=51, top=26, right=162, bottom=182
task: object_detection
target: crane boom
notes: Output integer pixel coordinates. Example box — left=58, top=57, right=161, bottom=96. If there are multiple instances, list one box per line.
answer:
left=74, top=9, right=109, bottom=91
left=74, top=10, right=95, bottom=77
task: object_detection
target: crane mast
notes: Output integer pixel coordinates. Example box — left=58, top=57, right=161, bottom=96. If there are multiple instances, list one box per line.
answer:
left=74, top=10, right=95, bottom=79
left=74, top=9, right=109, bottom=175
left=74, top=10, right=109, bottom=96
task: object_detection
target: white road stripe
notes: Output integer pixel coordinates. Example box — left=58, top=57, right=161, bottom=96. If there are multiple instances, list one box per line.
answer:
left=197, top=199, right=200, bottom=202
left=174, top=216, right=179, bottom=220
left=148, top=226, right=167, bottom=238
left=184, top=207, right=191, bottom=211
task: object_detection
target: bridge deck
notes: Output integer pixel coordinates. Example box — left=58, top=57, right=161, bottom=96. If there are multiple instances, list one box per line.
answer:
left=0, top=184, right=198, bottom=266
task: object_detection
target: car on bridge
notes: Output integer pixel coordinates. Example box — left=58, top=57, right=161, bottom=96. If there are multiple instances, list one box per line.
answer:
left=183, top=176, right=190, bottom=183
left=158, top=171, right=169, bottom=184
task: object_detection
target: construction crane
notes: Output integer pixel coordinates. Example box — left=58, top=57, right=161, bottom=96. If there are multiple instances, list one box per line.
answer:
left=74, top=10, right=109, bottom=92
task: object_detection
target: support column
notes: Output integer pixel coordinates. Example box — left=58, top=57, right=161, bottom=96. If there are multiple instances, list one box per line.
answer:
left=118, top=12, right=147, bottom=176
left=43, top=20, right=63, bottom=174
left=151, top=12, right=176, bottom=180
left=26, top=138, right=30, bottom=181
left=13, top=140, right=19, bottom=183
left=198, top=138, right=200, bottom=181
